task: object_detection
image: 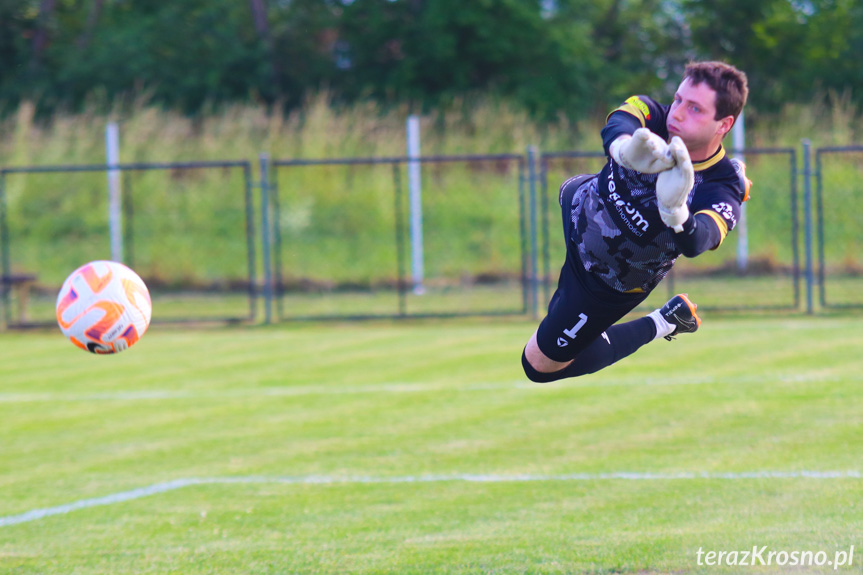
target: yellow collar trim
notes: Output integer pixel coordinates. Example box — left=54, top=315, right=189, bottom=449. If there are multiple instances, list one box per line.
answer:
left=692, top=145, right=725, bottom=171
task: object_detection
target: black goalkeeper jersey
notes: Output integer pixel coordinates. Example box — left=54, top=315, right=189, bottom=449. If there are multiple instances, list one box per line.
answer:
left=568, top=94, right=747, bottom=293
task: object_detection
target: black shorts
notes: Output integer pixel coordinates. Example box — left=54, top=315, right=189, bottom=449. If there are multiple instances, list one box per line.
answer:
left=535, top=175, right=649, bottom=362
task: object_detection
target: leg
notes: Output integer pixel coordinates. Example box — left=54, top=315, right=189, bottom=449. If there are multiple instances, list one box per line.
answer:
left=523, top=316, right=655, bottom=382
left=522, top=292, right=703, bottom=382
left=522, top=252, right=648, bottom=382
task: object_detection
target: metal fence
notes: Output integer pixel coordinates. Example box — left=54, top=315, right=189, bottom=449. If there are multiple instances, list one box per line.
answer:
left=815, top=145, right=863, bottom=309
left=261, top=154, right=529, bottom=320
left=0, top=161, right=256, bottom=327
left=1, top=142, right=859, bottom=329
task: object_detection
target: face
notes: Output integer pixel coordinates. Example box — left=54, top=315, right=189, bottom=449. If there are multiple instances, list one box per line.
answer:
left=666, top=77, right=734, bottom=158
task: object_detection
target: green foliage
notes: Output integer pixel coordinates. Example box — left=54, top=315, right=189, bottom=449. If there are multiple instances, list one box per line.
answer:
left=51, top=0, right=266, bottom=113
left=683, top=0, right=863, bottom=112
left=3, top=0, right=863, bottom=119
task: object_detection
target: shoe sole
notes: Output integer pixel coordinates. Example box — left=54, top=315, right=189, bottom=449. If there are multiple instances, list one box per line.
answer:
left=677, top=293, right=702, bottom=330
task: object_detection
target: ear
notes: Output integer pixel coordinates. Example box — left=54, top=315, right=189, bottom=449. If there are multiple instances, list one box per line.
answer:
left=717, top=116, right=735, bottom=138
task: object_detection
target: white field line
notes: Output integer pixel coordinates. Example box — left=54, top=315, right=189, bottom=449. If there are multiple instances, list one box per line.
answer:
left=0, top=383, right=511, bottom=402
left=0, top=372, right=854, bottom=403
left=1, top=471, right=861, bottom=528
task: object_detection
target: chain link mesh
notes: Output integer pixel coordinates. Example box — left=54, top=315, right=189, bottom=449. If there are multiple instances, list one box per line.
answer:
left=816, top=148, right=863, bottom=308
left=0, top=163, right=255, bottom=327
left=271, top=156, right=527, bottom=319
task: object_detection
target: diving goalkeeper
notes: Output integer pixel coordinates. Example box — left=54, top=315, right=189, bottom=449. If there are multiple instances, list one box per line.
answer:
left=522, top=61, right=751, bottom=382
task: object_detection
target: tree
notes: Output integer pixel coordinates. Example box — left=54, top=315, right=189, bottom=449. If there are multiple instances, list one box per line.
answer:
left=683, top=0, right=809, bottom=109
left=799, top=0, right=863, bottom=103
left=76, top=0, right=104, bottom=50
left=46, top=0, right=269, bottom=112
left=249, top=0, right=282, bottom=94
left=1, top=0, right=862, bottom=119
left=30, top=0, right=57, bottom=75
left=328, top=0, right=608, bottom=118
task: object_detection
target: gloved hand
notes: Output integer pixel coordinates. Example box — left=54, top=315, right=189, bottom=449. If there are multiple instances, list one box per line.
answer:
left=656, top=136, right=694, bottom=232
left=730, top=158, right=752, bottom=202
left=609, top=128, right=675, bottom=173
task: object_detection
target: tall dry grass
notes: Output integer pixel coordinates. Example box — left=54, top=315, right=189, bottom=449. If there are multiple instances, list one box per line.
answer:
left=0, top=94, right=594, bottom=167
left=2, top=91, right=860, bottom=168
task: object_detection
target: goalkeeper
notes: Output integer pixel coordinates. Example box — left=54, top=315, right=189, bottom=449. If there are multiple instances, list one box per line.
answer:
left=522, top=61, right=750, bottom=383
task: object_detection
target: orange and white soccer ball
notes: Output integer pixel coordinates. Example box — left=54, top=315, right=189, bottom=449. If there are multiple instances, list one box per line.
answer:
left=56, top=260, right=152, bottom=354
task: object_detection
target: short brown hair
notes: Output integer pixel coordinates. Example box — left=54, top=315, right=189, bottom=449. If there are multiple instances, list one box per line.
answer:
left=684, top=61, right=749, bottom=121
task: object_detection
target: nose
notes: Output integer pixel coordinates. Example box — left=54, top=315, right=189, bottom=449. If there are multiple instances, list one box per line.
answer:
left=672, top=105, right=685, bottom=122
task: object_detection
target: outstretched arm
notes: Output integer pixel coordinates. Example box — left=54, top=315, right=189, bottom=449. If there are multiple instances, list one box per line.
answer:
left=672, top=213, right=723, bottom=258
left=673, top=158, right=751, bottom=258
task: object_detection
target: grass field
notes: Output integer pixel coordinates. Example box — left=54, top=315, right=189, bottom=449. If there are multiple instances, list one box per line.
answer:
left=2, top=314, right=863, bottom=574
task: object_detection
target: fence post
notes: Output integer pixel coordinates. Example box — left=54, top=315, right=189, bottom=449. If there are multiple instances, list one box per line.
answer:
left=259, top=153, right=273, bottom=324
left=406, top=115, right=425, bottom=295
left=527, top=146, right=540, bottom=319
left=802, top=139, right=814, bottom=315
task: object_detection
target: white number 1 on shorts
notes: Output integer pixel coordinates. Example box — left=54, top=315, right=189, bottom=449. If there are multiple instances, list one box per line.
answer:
left=563, top=313, right=588, bottom=339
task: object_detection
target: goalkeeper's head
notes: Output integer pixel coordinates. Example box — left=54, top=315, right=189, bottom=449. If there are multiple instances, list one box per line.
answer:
left=683, top=61, right=749, bottom=127
left=666, top=61, right=748, bottom=161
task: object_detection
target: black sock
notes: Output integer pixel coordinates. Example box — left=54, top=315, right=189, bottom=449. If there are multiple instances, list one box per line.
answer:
left=559, top=316, right=656, bottom=377
left=522, top=317, right=657, bottom=383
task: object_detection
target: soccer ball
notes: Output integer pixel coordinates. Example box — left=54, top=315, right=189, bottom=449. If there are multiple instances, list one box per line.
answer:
left=56, top=260, right=152, bottom=354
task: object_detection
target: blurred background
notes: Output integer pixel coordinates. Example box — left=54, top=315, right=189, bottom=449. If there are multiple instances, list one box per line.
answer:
left=2, top=0, right=862, bottom=120
left=1, top=0, right=862, bottom=326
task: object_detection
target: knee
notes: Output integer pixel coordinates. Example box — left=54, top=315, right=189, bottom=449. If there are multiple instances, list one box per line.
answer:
left=521, top=349, right=566, bottom=383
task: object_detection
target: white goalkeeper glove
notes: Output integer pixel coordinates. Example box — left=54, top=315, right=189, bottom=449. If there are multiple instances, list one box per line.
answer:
left=656, top=136, right=694, bottom=232
left=609, top=128, right=675, bottom=174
